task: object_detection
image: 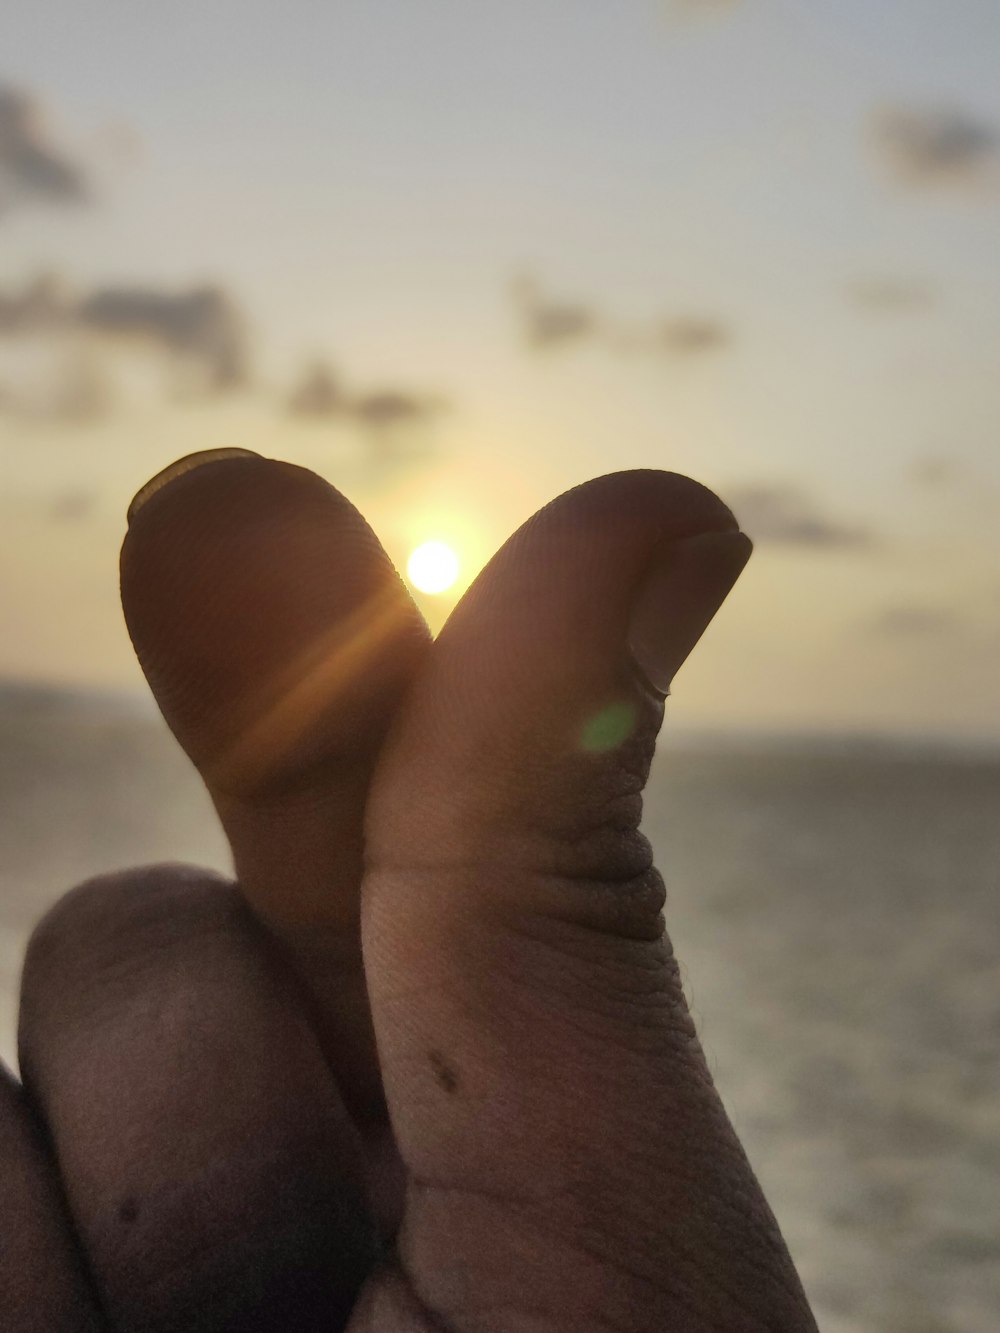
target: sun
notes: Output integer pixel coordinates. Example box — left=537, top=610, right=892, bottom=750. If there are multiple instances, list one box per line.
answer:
left=406, top=540, right=460, bottom=595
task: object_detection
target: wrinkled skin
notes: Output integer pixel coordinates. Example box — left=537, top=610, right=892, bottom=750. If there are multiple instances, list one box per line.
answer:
left=2, top=454, right=818, bottom=1332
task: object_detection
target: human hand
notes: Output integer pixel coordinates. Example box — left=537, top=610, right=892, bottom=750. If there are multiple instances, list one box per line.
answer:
left=4, top=452, right=817, bottom=1331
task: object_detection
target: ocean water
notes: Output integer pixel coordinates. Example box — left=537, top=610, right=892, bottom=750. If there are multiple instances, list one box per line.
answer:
left=1, top=686, right=997, bottom=1332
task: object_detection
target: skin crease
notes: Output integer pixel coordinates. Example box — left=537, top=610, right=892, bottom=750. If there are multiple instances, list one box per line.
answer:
left=3, top=454, right=818, bottom=1332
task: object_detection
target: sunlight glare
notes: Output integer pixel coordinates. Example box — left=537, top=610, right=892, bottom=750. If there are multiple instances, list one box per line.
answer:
left=407, top=540, right=460, bottom=595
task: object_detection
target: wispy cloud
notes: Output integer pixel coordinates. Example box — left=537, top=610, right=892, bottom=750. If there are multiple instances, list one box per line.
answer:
left=286, top=358, right=446, bottom=437
left=728, top=484, right=874, bottom=548
left=49, top=490, right=97, bottom=522
left=287, top=362, right=346, bottom=416
left=0, top=274, right=249, bottom=399
left=848, top=277, right=936, bottom=312
left=658, top=317, right=730, bottom=354
left=0, top=273, right=69, bottom=334
left=352, top=389, right=445, bottom=429
left=513, top=274, right=731, bottom=361
left=0, top=348, right=114, bottom=425
left=40, top=354, right=114, bottom=423
left=868, top=604, right=962, bottom=636
left=78, top=285, right=248, bottom=388
left=512, top=276, right=600, bottom=349
left=871, top=105, right=1000, bottom=195
left=286, top=359, right=446, bottom=475
left=0, top=86, right=90, bottom=216
left=908, top=455, right=961, bottom=488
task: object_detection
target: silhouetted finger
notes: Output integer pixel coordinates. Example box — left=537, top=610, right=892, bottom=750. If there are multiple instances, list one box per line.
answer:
left=358, top=471, right=817, bottom=1331
left=18, top=866, right=379, bottom=1333
left=0, top=1068, right=102, bottom=1331
left=121, top=451, right=430, bottom=1116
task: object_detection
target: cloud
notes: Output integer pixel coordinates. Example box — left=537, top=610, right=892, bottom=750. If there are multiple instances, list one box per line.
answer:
left=512, top=276, right=600, bottom=349
left=42, top=355, right=114, bottom=423
left=658, top=316, right=731, bottom=354
left=0, top=351, right=114, bottom=425
left=286, top=358, right=445, bottom=434
left=49, top=490, right=97, bottom=522
left=286, top=359, right=446, bottom=473
left=353, top=389, right=446, bottom=429
left=287, top=362, right=347, bottom=417
left=513, top=274, right=731, bottom=360
left=848, top=277, right=936, bottom=312
left=908, top=455, right=961, bottom=488
left=0, top=86, right=90, bottom=215
left=871, top=105, right=1000, bottom=194
left=0, top=274, right=250, bottom=417
left=0, top=275, right=250, bottom=388
left=78, top=285, right=249, bottom=388
left=0, top=272, right=70, bottom=334
left=868, top=605, right=962, bottom=636
left=728, top=484, right=874, bottom=548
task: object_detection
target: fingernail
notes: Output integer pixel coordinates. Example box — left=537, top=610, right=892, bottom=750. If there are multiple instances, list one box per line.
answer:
left=628, top=529, right=753, bottom=695
left=127, top=449, right=262, bottom=525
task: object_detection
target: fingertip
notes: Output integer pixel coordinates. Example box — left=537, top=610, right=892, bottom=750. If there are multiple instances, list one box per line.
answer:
left=126, top=448, right=264, bottom=526
left=121, top=454, right=429, bottom=788
left=628, top=528, right=753, bottom=696
left=365, top=467, right=748, bottom=874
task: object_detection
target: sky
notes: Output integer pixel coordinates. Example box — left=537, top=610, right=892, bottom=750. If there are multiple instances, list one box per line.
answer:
left=1, top=0, right=999, bottom=740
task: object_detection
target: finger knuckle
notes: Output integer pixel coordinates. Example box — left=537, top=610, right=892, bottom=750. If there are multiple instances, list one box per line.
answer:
left=20, top=865, right=236, bottom=1056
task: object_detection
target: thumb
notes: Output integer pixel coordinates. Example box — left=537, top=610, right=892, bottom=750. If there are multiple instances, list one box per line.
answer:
left=357, top=471, right=816, bottom=1332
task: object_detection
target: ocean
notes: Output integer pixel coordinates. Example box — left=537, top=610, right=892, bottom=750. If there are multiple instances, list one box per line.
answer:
left=1, top=685, right=997, bottom=1332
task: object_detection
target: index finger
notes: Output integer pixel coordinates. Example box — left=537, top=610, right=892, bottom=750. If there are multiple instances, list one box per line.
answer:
left=121, top=450, right=429, bottom=1118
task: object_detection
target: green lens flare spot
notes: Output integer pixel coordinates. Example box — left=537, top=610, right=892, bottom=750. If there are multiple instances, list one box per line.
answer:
left=579, top=700, right=638, bottom=753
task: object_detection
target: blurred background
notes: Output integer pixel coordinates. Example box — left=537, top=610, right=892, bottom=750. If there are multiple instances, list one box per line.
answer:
left=1, top=2, right=998, bottom=1329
